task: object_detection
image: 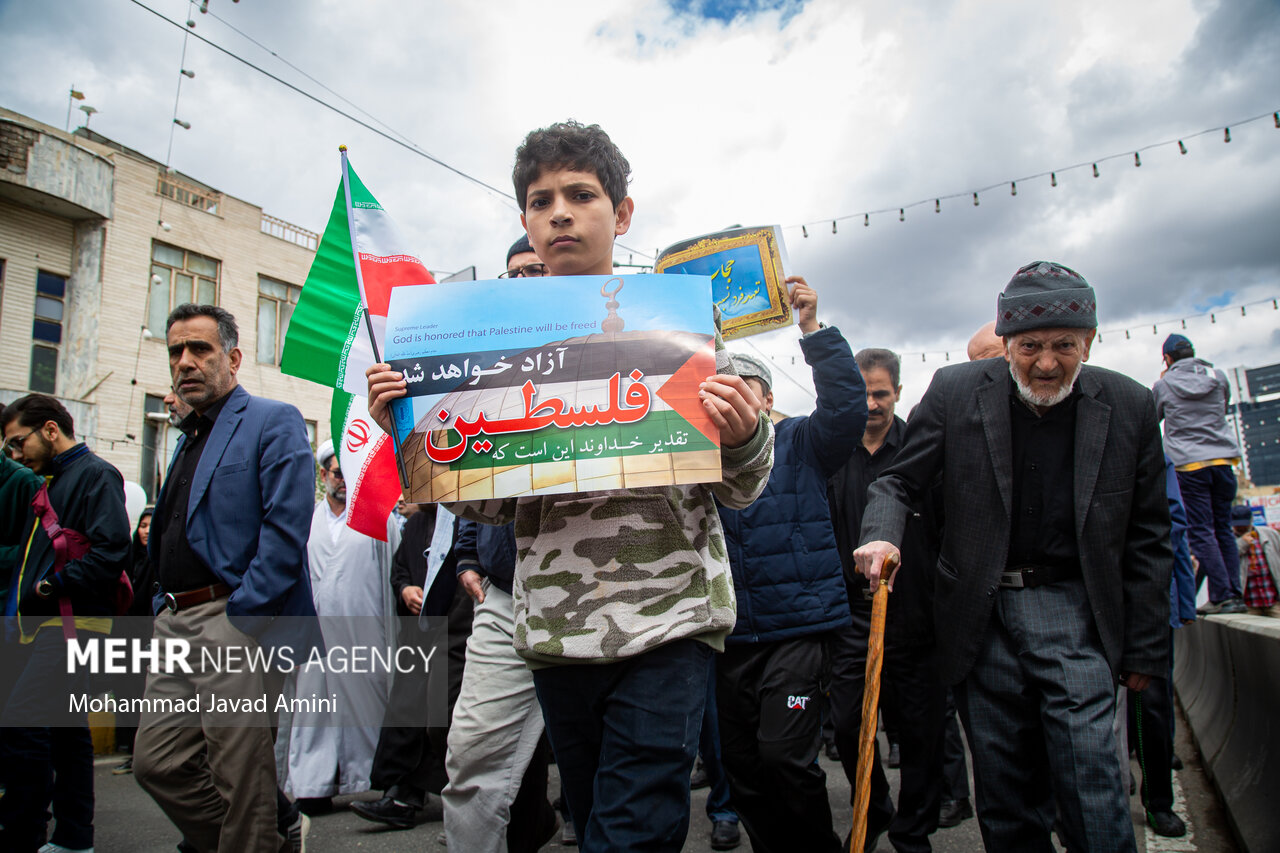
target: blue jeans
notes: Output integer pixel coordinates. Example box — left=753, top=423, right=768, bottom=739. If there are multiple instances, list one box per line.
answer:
left=1176, top=465, right=1241, bottom=602
left=533, top=638, right=711, bottom=852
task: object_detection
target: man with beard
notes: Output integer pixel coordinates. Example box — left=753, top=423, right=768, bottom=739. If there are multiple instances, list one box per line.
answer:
left=855, top=262, right=1171, bottom=852
left=134, top=304, right=316, bottom=853
left=0, top=394, right=131, bottom=853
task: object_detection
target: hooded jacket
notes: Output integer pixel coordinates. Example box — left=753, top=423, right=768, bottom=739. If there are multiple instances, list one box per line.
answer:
left=1152, top=357, right=1239, bottom=467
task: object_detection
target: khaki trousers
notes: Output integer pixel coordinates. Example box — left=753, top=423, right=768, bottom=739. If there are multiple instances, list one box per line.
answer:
left=134, top=598, right=283, bottom=853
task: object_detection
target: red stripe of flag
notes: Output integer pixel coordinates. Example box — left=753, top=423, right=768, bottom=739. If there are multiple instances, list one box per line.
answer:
left=358, top=254, right=435, bottom=316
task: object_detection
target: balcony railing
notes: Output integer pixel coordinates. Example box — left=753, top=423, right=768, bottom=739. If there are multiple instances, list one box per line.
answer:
left=157, top=172, right=221, bottom=215
left=260, top=213, right=319, bottom=252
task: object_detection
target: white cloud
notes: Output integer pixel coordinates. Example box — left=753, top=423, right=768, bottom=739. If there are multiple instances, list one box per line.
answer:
left=2, top=0, right=1276, bottom=417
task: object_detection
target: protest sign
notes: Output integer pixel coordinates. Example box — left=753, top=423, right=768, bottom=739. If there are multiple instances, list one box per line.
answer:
left=384, top=274, right=721, bottom=502
left=655, top=225, right=790, bottom=339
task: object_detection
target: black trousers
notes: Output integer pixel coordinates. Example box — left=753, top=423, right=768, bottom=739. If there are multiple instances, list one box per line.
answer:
left=716, top=635, right=842, bottom=853
left=0, top=630, right=95, bottom=852
left=940, top=689, right=970, bottom=802
left=370, top=585, right=473, bottom=801
left=828, top=610, right=947, bottom=853
left=1129, top=630, right=1175, bottom=813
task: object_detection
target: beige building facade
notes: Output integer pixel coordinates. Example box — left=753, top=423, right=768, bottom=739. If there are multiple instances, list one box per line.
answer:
left=0, top=106, right=332, bottom=501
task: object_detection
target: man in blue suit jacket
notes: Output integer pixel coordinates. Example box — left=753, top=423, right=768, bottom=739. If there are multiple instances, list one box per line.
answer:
left=134, top=304, right=317, bottom=853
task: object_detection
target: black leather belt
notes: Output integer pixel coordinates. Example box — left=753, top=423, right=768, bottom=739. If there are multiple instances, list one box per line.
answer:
left=163, top=583, right=232, bottom=612
left=999, top=565, right=1080, bottom=589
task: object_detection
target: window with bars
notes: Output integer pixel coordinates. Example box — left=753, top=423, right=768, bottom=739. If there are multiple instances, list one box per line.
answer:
left=257, top=275, right=302, bottom=364
left=147, top=242, right=220, bottom=335
left=30, top=270, right=66, bottom=394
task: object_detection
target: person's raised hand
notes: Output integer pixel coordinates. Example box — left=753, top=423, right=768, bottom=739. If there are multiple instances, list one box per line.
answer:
left=787, top=275, right=819, bottom=334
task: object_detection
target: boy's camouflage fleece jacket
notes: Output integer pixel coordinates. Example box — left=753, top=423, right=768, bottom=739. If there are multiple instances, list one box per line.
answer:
left=450, top=343, right=775, bottom=666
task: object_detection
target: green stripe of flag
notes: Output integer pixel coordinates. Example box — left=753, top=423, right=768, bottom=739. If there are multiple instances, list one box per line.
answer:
left=346, top=166, right=382, bottom=210
left=330, top=386, right=352, bottom=452
left=280, top=182, right=361, bottom=386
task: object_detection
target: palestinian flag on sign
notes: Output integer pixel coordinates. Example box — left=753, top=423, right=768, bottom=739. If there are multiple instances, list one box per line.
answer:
left=281, top=151, right=433, bottom=539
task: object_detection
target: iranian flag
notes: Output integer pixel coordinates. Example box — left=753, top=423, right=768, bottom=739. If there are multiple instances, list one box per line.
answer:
left=281, top=150, right=434, bottom=540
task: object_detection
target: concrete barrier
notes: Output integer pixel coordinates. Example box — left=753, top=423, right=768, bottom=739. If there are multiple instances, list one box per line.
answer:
left=1174, top=614, right=1280, bottom=853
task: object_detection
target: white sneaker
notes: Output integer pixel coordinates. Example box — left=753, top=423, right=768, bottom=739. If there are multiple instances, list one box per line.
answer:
left=39, top=844, right=94, bottom=853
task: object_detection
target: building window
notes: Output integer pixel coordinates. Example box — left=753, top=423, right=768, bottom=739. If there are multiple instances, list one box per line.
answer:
left=30, top=270, right=66, bottom=394
left=256, top=275, right=301, bottom=364
left=148, top=242, right=220, bottom=335
left=140, top=394, right=183, bottom=501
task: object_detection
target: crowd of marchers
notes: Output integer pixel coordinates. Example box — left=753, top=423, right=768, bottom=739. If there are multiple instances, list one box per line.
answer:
left=4, top=120, right=1278, bottom=853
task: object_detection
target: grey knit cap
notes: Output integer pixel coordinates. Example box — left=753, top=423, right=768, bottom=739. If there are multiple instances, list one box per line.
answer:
left=994, top=261, right=1097, bottom=336
left=729, top=353, right=772, bottom=391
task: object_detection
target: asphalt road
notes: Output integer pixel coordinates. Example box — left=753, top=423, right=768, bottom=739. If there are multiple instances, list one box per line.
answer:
left=90, top=704, right=1236, bottom=852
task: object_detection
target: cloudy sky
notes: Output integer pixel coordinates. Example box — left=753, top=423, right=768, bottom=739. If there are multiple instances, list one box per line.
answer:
left=3, top=0, right=1278, bottom=413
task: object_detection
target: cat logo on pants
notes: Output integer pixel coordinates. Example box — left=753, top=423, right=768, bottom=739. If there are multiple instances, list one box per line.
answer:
left=787, top=695, right=810, bottom=710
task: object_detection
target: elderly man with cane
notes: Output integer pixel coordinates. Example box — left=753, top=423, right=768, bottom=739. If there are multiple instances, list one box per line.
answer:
left=855, top=262, right=1171, bottom=852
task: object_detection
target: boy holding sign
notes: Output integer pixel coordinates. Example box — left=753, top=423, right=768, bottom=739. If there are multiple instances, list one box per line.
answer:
left=367, top=120, right=773, bottom=850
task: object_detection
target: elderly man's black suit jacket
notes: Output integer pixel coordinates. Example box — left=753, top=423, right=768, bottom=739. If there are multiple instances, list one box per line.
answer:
left=859, top=357, right=1171, bottom=686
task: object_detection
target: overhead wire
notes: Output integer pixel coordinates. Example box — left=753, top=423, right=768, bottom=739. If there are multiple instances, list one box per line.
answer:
left=126, top=0, right=655, bottom=260
left=791, top=109, right=1280, bottom=232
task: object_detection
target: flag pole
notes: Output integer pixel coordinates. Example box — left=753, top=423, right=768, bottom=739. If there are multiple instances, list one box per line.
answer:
left=340, top=145, right=411, bottom=492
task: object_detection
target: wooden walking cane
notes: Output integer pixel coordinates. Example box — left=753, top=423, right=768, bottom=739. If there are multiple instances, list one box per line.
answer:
left=849, top=553, right=896, bottom=853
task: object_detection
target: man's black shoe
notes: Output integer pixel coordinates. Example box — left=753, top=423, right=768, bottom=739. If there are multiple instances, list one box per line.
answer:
left=690, top=760, right=710, bottom=789
left=938, top=797, right=974, bottom=828
left=824, top=738, right=840, bottom=761
left=886, top=742, right=900, bottom=768
left=296, top=796, right=333, bottom=817
left=350, top=796, right=416, bottom=829
left=710, top=820, right=740, bottom=850
left=1171, top=753, right=1184, bottom=771
left=1147, top=810, right=1187, bottom=837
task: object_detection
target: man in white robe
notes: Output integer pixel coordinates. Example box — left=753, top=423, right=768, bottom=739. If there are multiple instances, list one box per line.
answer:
left=285, top=440, right=399, bottom=815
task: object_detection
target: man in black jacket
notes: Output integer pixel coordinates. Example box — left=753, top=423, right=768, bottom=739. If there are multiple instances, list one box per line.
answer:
left=1, top=393, right=131, bottom=853
left=828, top=348, right=948, bottom=852
left=856, top=262, right=1171, bottom=853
